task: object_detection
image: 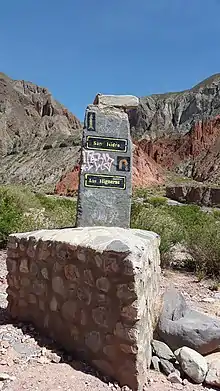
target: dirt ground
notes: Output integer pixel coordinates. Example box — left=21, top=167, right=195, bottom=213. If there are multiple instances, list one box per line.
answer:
left=0, top=249, right=219, bottom=391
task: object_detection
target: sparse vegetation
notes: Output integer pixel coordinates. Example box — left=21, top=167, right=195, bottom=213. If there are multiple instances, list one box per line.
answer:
left=1, top=185, right=220, bottom=279
left=0, top=185, right=76, bottom=248
left=132, top=189, right=220, bottom=278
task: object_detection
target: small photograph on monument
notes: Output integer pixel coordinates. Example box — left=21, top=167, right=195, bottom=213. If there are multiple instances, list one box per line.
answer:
left=116, top=156, right=131, bottom=172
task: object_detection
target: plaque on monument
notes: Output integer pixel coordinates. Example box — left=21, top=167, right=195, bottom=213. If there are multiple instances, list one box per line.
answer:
left=76, top=95, right=139, bottom=228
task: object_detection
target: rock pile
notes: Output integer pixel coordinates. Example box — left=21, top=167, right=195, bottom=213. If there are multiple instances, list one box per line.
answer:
left=151, top=288, right=220, bottom=387
left=166, top=185, right=220, bottom=207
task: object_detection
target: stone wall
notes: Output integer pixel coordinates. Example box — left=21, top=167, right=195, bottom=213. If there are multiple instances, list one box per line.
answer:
left=166, top=185, right=220, bottom=207
left=6, top=227, right=161, bottom=390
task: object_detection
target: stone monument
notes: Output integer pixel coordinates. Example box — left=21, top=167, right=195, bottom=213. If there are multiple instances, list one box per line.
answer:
left=76, top=94, right=139, bottom=228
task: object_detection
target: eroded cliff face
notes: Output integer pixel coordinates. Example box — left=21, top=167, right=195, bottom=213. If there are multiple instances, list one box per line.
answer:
left=129, top=74, right=220, bottom=184
left=0, top=73, right=82, bottom=186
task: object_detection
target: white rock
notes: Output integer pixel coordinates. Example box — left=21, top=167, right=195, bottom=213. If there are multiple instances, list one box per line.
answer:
left=151, top=339, right=175, bottom=361
left=93, top=94, right=139, bottom=108
left=201, top=298, right=215, bottom=304
left=205, top=352, right=220, bottom=387
left=0, top=373, right=16, bottom=381
left=167, top=372, right=182, bottom=384
left=175, top=346, right=208, bottom=383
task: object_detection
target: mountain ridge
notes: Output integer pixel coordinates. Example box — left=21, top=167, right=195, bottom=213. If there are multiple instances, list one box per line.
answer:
left=0, top=72, right=220, bottom=190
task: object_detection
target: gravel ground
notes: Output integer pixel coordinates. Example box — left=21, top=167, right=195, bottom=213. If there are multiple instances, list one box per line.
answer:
left=0, top=250, right=219, bottom=391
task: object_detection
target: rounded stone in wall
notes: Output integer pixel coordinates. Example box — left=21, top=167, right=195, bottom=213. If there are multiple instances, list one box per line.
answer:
left=77, top=249, right=86, bottom=263
left=52, top=276, right=66, bottom=297
left=44, top=314, right=49, bottom=328
left=64, top=264, right=80, bottom=281
left=19, top=259, right=29, bottom=273
left=80, top=309, right=87, bottom=326
left=84, top=270, right=95, bottom=287
left=94, top=254, right=102, bottom=268
left=121, top=303, right=138, bottom=322
left=41, top=268, right=49, bottom=280
left=29, top=262, right=38, bottom=276
left=7, top=289, right=17, bottom=298
left=92, top=307, right=111, bottom=328
left=85, top=331, right=101, bottom=353
left=50, top=296, right=58, bottom=312
left=61, top=300, right=77, bottom=321
left=53, top=262, right=63, bottom=273
left=70, top=325, right=79, bottom=341
left=123, top=261, right=134, bottom=276
left=116, top=283, right=136, bottom=302
left=114, top=322, right=138, bottom=342
left=96, top=277, right=110, bottom=292
left=27, top=241, right=37, bottom=258
left=39, top=300, right=45, bottom=311
left=103, top=257, right=119, bottom=274
left=13, top=276, right=20, bottom=290
left=95, top=293, right=111, bottom=307
left=19, top=241, right=26, bottom=252
left=32, top=281, right=46, bottom=296
left=120, top=344, right=137, bottom=354
left=77, top=287, right=92, bottom=305
left=6, top=259, right=17, bottom=273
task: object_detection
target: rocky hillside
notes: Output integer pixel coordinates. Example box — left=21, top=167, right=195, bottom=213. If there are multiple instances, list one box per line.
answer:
left=1, top=72, right=220, bottom=191
left=128, top=74, right=220, bottom=184
left=0, top=72, right=82, bottom=188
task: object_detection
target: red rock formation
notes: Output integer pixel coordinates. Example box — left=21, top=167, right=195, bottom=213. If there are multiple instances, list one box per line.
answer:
left=55, top=164, right=80, bottom=196
left=132, top=143, right=164, bottom=187
left=139, top=116, right=220, bottom=173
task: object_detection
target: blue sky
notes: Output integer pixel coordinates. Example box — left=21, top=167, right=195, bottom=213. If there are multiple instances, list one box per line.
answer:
left=0, top=0, right=220, bottom=120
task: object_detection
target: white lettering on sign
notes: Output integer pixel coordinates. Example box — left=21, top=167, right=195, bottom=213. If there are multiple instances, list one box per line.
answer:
left=82, top=150, right=114, bottom=173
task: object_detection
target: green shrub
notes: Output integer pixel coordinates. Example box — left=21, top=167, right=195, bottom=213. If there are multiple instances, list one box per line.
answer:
left=0, top=189, right=23, bottom=247
left=0, top=186, right=77, bottom=248
left=131, top=201, right=220, bottom=277
left=148, top=196, right=167, bottom=207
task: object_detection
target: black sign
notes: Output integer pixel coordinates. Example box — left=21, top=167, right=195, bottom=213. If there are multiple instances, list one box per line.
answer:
left=87, top=112, right=96, bottom=131
left=86, top=136, right=127, bottom=152
left=84, top=174, right=126, bottom=189
left=116, top=156, right=131, bottom=172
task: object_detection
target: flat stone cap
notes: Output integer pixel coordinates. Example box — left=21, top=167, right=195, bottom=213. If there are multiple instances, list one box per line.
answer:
left=93, top=94, right=139, bottom=108
left=10, top=227, right=160, bottom=254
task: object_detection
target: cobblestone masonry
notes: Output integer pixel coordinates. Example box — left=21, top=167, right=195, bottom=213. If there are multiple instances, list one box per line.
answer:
left=6, top=227, right=161, bottom=390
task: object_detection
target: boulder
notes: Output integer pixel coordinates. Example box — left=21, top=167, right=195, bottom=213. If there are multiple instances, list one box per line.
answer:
left=93, top=94, right=139, bottom=108
left=160, top=359, right=176, bottom=375
left=205, top=352, right=220, bottom=387
left=157, top=289, right=220, bottom=355
left=175, top=347, right=208, bottom=384
left=151, top=356, right=160, bottom=372
left=151, top=340, right=175, bottom=361
left=167, top=372, right=182, bottom=384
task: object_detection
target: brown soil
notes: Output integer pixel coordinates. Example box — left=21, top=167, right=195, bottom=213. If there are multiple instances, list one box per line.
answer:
left=0, top=250, right=218, bottom=391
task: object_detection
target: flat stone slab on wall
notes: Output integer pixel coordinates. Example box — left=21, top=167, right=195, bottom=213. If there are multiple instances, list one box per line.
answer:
left=6, top=227, right=161, bottom=390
